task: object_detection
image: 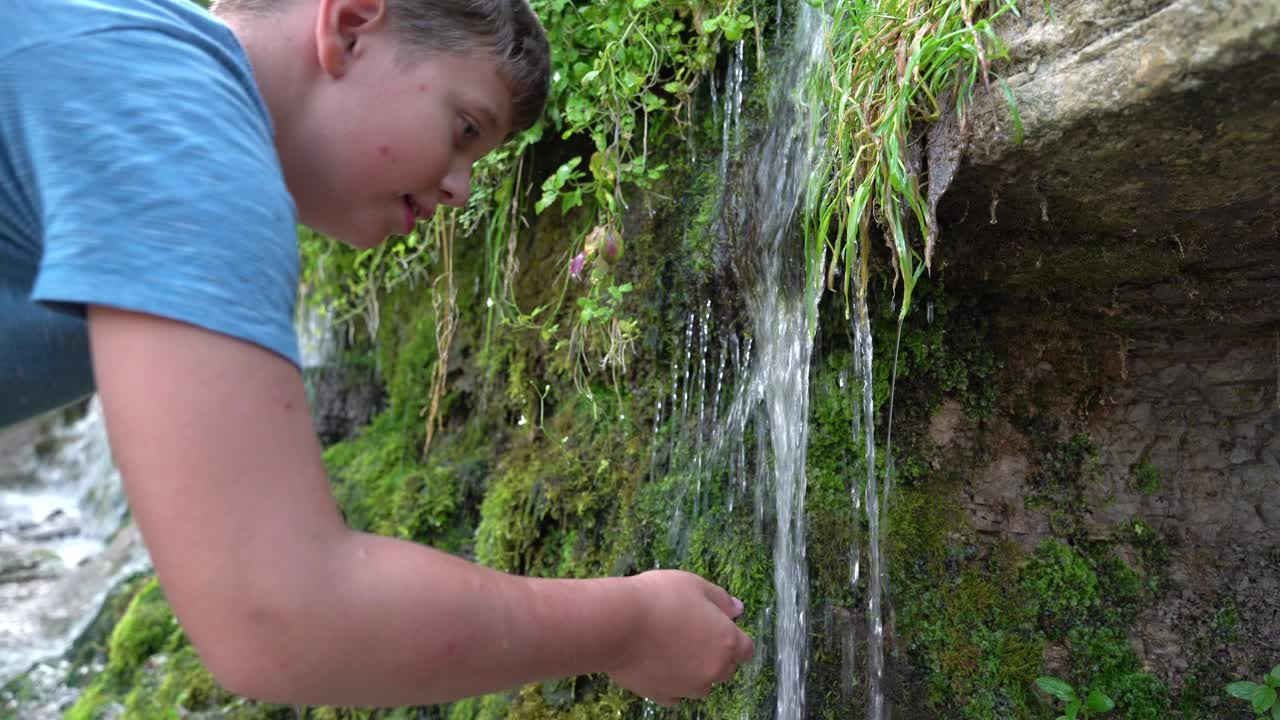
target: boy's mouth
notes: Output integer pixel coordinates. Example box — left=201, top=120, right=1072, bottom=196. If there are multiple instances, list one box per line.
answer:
left=401, top=194, right=425, bottom=234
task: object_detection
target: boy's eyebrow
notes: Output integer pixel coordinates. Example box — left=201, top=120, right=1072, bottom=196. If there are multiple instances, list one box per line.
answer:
left=476, top=105, right=500, bottom=134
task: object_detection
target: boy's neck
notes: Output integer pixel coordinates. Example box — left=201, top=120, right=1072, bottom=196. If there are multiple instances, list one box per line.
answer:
left=223, top=10, right=306, bottom=129
left=218, top=6, right=321, bottom=204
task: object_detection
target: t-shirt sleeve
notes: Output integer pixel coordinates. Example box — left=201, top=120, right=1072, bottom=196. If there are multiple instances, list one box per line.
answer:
left=17, top=26, right=301, bottom=367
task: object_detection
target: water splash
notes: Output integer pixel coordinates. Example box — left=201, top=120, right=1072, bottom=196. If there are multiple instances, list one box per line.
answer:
left=851, top=298, right=887, bottom=720
left=757, top=290, right=820, bottom=720
left=649, top=398, right=664, bottom=483
left=694, top=301, right=712, bottom=512
left=680, top=312, right=696, bottom=431
left=0, top=400, right=149, bottom=688
left=721, top=1, right=827, bottom=714
left=720, top=39, right=747, bottom=184
left=1, top=400, right=130, bottom=570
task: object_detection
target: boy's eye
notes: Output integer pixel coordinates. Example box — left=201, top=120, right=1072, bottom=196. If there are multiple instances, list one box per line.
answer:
left=461, top=117, right=480, bottom=139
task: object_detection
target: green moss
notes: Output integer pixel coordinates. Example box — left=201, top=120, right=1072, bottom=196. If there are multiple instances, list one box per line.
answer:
left=805, top=352, right=861, bottom=609
left=1107, top=673, right=1171, bottom=720
left=1129, top=460, right=1161, bottom=496
left=1175, top=595, right=1244, bottom=719
left=103, top=578, right=180, bottom=681
left=63, top=685, right=112, bottom=720
left=876, top=285, right=1001, bottom=423
left=1020, top=540, right=1101, bottom=633
left=1064, top=626, right=1171, bottom=720
left=881, top=418, right=1178, bottom=720
left=149, top=646, right=236, bottom=713
left=679, top=167, right=730, bottom=284
left=61, top=573, right=151, bottom=688
left=65, top=578, right=176, bottom=720
left=326, top=410, right=493, bottom=554
left=447, top=692, right=512, bottom=720
left=885, top=466, right=1042, bottom=719
left=475, top=433, right=620, bottom=578
left=1022, top=433, right=1102, bottom=539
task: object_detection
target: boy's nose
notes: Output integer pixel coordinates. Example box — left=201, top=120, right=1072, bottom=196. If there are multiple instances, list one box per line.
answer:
left=439, top=164, right=472, bottom=207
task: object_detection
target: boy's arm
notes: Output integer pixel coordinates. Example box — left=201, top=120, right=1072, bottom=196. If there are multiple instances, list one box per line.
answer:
left=87, top=305, right=753, bottom=707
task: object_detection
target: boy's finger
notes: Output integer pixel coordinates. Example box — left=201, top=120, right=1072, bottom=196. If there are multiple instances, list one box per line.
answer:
left=734, top=631, right=755, bottom=664
left=704, top=583, right=744, bottom=618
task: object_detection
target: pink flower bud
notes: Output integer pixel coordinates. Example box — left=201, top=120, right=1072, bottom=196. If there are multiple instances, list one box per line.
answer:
left=569, top=252, right=587, bottom=279
left=601, top=228, right=620, bottom=262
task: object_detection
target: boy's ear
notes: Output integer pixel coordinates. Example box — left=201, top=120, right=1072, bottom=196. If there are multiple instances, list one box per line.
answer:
left=314, top=0, right=388, bottom=78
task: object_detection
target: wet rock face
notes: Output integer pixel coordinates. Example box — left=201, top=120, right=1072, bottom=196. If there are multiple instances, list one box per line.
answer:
left=922, top=0, right=1280, bottom=691
left=931, top=329, right=1280, bottom=686
left=304, top=366, right=384, bottom=447
left=934, top=0, right=1280, bottom=324
left=932, top=0, right=1280, bottom=555
left=1097, top=336, right=1279, bottom=549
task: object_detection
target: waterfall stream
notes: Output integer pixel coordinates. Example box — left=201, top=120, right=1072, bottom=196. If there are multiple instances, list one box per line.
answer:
left=657, top=0, right=898, bottom=715
left=733, top=4, right=826, bottom=718
left=852, top=305, right=886, bottom=720
left=0, top=399, right=149, bottom=716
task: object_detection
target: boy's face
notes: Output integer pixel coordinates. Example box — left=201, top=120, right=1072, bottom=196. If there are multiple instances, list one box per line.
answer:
left=286, top=0, right=514, bottom=248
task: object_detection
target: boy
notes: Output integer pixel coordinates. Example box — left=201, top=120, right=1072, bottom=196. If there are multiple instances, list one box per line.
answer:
left=0, top=0, right=754, bottom=708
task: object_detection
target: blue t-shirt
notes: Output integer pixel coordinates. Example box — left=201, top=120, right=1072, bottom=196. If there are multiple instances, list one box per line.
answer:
left=0, top=0, right=301, bottom=427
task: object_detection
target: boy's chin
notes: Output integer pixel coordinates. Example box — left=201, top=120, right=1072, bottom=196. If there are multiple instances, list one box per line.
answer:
left=338, top=234, right=388, bottom=250
left=300, top=217, right=387, bottom=249
left=312, top=225, right=386, bottom=250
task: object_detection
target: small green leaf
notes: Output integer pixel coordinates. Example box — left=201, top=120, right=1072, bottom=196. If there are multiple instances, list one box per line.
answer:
left=535, top=188, right=557, bottom=214
left=1273, top=701, right=1280, bottom=720
left=1268, top=666, right=1280, bottom=687
left=1254, top=685, right=1277, bottom=714
left=997, top=77, right=1023, bottom=144
left=1065, top=699, right=1081, bottom=720
left=1037, top=677, right=1077, bottom=703
left=560, top=189, right=583, bottom=214
left=1230, top=681, right=1262, bottom=700
left=1085, top=690, right=1115, bottom=713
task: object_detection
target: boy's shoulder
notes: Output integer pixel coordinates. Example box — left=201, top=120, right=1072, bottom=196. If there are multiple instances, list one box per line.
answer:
left=3, top=0, right=232, bottom=62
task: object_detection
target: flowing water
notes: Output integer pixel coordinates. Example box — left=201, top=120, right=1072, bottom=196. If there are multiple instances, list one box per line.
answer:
left=653, top=0, right=901, bottom=715
left=720, top=39, right=746, bottom=185
left=659, top=2, right=830, bottom=716
left=734, top=5, right=827, bottom=718
left=852, top=302, right=887, bottom=720
left=0, top=399, right=149, bottom=716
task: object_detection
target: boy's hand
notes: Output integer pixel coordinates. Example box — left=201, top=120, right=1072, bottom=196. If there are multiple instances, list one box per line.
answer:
left=608, top=570, right=754, bottom=705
